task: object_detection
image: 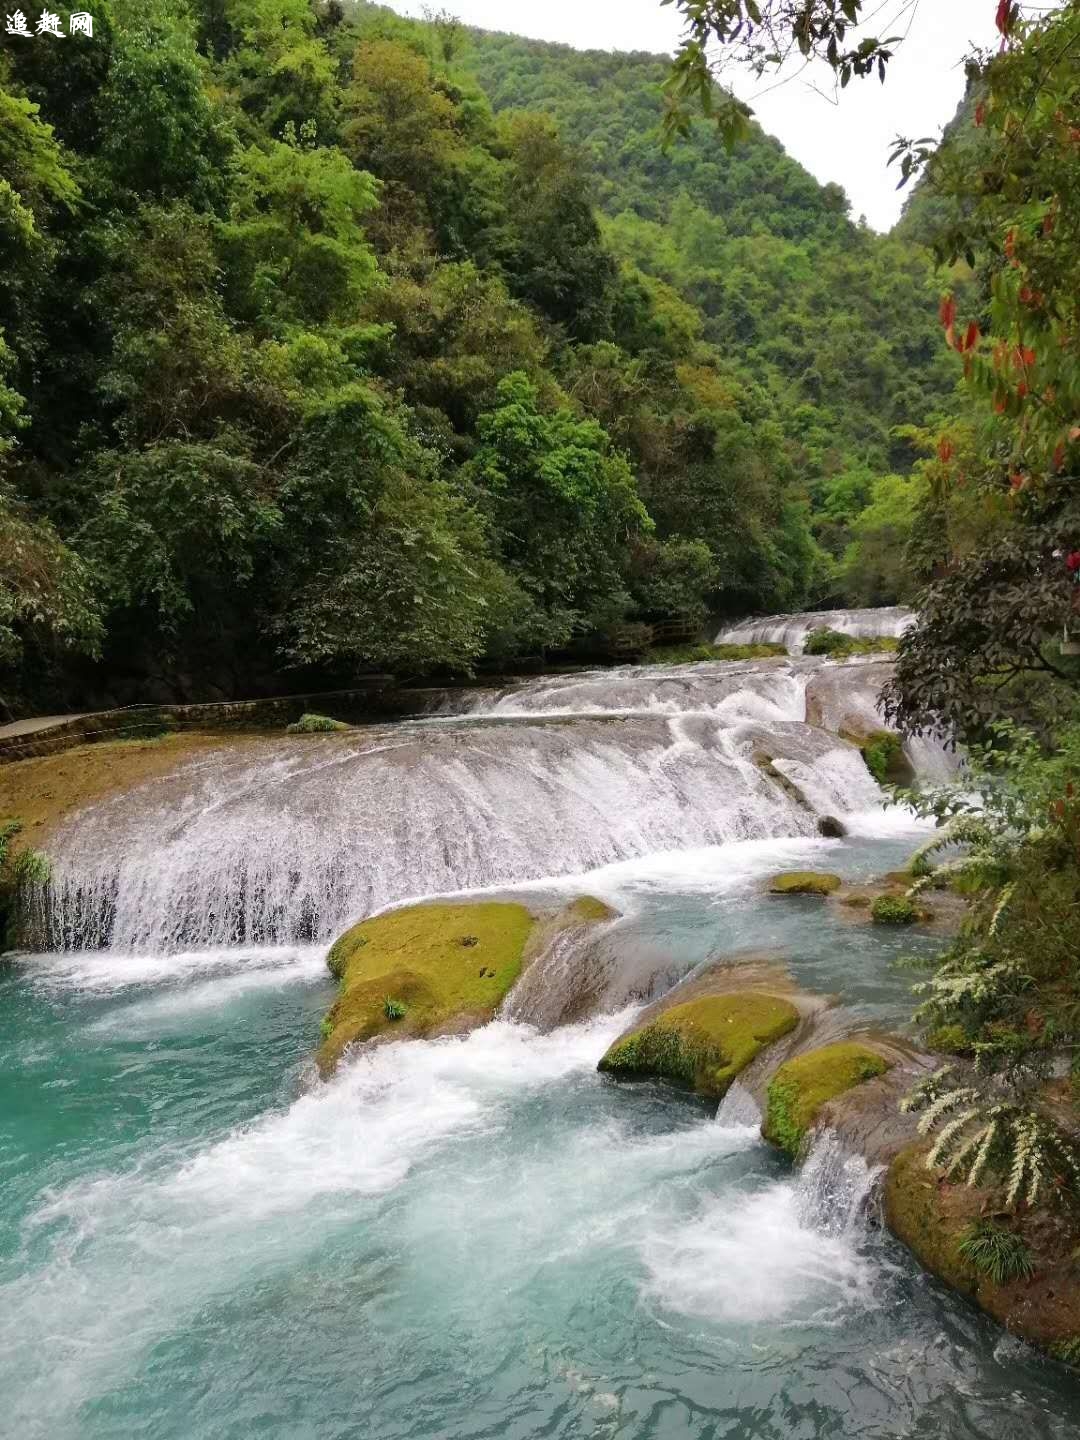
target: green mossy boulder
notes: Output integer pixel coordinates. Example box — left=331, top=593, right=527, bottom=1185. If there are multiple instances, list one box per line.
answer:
left=318, top=900, right=536, bottom=1073
left=598, top=991, right=799, bottom=1099
left=871, top=894, right=920, bottom=926
left=763, top=1041, right=891, bottom=1157
left=768, top=871, right=842, bottom=897
left=287, top=712, right=349, bottom=734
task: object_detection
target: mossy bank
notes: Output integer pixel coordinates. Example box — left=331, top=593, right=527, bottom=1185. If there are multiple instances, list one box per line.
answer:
left=885, top=1143, right=1080, bottom=1358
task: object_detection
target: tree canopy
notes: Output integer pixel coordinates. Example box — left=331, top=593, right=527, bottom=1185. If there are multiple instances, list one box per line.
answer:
left=0, top=0, right=964, bottom=712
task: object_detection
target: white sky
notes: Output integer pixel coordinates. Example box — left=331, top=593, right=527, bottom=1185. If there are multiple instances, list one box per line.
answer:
left=385, top=0, right=1000, bottom=230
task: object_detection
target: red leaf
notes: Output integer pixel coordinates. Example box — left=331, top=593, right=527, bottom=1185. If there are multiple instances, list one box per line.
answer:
left=963, top=321, right=980, bottom=352
left=937, top=437, right=954, bottom=463
left=1067, top=551, right=1080, bottom=573
left=939, top=294, right=957, bottom=330
left=975, top=101, right=986, bottom=127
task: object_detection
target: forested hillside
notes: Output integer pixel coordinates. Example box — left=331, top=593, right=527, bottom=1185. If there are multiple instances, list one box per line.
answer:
left=0, top=0, right=957, bottom=713
left=468, top=29, right=959, bottom=476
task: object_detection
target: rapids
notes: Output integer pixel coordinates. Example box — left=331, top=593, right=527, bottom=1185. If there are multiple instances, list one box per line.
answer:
left=2, top=621, right=1076, bottom=1439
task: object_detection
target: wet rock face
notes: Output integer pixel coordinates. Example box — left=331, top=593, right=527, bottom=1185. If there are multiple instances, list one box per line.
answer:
left=817, top=816, right=847, bottom=838
left=811, top=1054, right=933, bottom=1168
left=497, top=897, right=628, bottom=1030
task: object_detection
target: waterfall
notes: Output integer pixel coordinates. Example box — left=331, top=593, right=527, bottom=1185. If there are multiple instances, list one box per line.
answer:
left=794, top=1127, right=883, bottom=1236
left=32, top=638, right=948, bottom=955
left=715, top=1080, right=761, bottom=1126
left=38, top=711, right=882, bottom=953
left=716, top=606, right=915, bottom=654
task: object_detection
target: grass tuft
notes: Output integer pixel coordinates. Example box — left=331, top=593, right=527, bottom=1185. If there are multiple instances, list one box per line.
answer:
left=957, top=1221, right=1035, bottom=1285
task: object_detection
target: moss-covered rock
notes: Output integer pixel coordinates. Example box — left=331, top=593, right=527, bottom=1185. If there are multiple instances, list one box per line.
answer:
left=560, top=894, right=618, bottom=924
left=871, top=894, right=920, bottom=925
left=286, top=712, right=349, bottom=734
left=768, top=871, right=842, bottom=897
left=763, top=1041, right=891, bottom=1157
left=318, top=900, right=536, bottom=1073
left=598, top=991, right=799, bottom=1099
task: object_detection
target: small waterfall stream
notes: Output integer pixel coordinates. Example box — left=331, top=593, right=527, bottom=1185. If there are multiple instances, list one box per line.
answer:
left=716, top=605, right=915, bottom=653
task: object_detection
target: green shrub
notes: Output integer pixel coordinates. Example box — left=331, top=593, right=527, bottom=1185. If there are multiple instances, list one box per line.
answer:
left=804, top=627, right=853, bottom=656
left=925, top=1024, right=970, bottom=1055
left=804, top=628, right=900, bottom=658
left=0, top=818, right=51, bottom=949
left=871, top=894, right=919, bottom=925
left=1051, top=1337, right=1080, bottom=1367
left=861, top=730, right=904, bottom=784
left=957, top=1221, right=1035, bottom=1285
left=287, top=712, right=349, bottom=734
left=903, top=1068, right=1080, bottom=1210
left=383, top=996, right=407, bottom=1021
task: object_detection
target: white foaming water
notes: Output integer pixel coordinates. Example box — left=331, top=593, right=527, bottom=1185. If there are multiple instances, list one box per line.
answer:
left=20, top=943, right=324, bottom=995
left=641, top=1126, right=882, bottom=1327
left=432, top=660, right=811, bottom=721
left=794, top=1128, right=883, bottom=1235
left=716, top=606, right=915, bottom=654
left=641, top=1170, right=874, bottom=1325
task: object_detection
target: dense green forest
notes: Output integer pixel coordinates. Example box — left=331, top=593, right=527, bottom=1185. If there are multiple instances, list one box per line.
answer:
left=0, top=0, right=961, bottom=711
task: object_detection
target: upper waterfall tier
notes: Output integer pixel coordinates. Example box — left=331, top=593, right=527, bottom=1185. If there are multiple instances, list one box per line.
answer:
left=715, top=606, right=915, bottom=654
left=38, top=716, right=874, bottom=954
left=33, top=651, right=946, bottom=954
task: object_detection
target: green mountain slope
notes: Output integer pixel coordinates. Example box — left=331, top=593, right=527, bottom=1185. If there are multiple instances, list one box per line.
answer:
left=465, top=26, right=961, bottom=484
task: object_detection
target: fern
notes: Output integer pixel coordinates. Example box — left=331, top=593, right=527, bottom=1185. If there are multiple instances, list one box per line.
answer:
left=988, top=881, right=1016, bottom=937
left=904, top=1068, right=1080, bottom=1209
